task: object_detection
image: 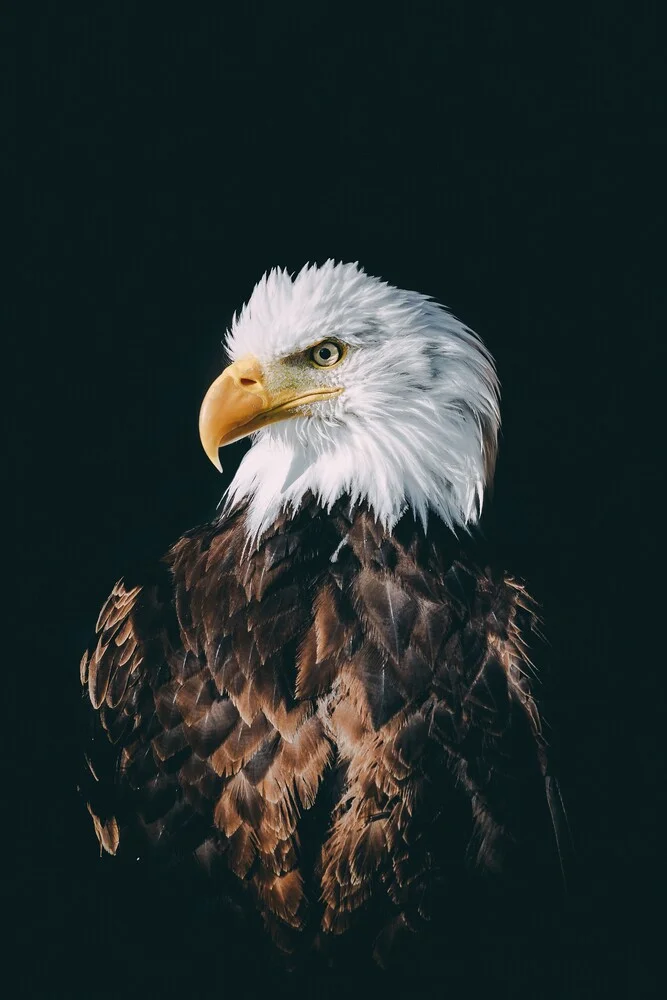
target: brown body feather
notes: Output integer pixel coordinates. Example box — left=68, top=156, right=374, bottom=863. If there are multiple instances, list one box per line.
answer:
left=80, top=494, right=559, bottom=962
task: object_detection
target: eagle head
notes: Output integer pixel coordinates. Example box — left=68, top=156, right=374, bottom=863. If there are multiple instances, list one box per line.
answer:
left=199, top=261, right=500, bottom=543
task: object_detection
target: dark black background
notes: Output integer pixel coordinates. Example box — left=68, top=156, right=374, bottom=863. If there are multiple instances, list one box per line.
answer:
left=10, top=4, right=663, bottom=997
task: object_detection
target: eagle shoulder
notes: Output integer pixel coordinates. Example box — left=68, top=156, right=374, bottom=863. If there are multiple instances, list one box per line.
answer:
left=79, top=561, right=179, bottom=856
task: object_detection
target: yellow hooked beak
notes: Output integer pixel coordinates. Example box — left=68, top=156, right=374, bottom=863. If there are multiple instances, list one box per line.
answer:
left=198, top=355, right=343, bottom=471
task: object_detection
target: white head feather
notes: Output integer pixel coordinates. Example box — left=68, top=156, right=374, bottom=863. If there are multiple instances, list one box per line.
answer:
left=221, top=261, right=500, bottom=544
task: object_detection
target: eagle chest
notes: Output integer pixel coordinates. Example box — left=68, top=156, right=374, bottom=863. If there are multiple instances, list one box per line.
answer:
left=164, top=505, right=451, bottom=939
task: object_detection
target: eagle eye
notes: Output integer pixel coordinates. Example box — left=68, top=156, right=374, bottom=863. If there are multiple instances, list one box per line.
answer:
left=310, top=340, right=344, bottom=368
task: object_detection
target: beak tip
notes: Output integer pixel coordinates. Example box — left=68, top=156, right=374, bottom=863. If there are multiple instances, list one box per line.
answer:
left=206, top=449, right=223, bottom=473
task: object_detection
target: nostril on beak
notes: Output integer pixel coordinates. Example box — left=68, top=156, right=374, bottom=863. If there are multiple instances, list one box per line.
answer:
left=239, top=377, right=258, bottom=387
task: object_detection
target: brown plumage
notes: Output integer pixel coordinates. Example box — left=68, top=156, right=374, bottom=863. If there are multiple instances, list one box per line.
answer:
left=80, top=493, right=562, bottom=964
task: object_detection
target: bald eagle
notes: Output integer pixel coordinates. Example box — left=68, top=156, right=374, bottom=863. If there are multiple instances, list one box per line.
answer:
left=80, top=261, right=565, bottom=964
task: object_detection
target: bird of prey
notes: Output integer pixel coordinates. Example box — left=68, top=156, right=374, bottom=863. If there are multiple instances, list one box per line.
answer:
left=80, top=261, right=564, bottom=964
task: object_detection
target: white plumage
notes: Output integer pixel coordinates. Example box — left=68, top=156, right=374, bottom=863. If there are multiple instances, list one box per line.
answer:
left=223, top=261, right=500, bottom=544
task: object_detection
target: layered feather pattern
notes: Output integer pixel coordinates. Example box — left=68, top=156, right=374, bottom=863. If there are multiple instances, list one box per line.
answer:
left=80, top=495, right=559, bottom=962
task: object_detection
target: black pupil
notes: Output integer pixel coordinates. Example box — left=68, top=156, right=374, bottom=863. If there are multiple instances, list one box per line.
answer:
left=319, top=347, right=332, bottom=360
